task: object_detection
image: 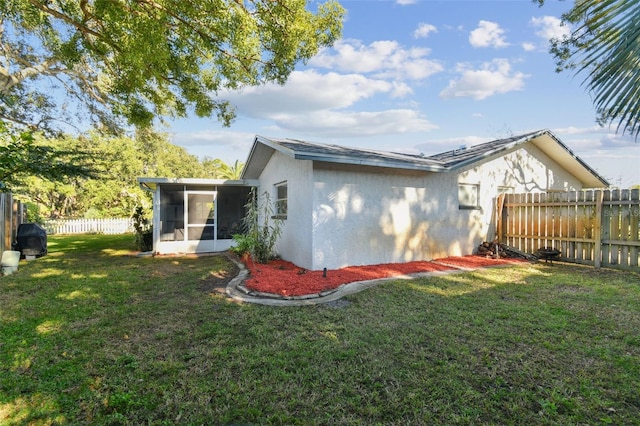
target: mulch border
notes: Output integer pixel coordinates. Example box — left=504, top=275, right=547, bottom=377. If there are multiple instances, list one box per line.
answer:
left=224, top=253, right=530, bottom=305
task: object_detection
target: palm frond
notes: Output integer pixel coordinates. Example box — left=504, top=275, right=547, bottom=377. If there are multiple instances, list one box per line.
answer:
left=569, top=0, right=640, bottom=137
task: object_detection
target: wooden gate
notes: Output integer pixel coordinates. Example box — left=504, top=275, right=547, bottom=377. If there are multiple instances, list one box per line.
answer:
left=498, top=189, right=640, bottom=269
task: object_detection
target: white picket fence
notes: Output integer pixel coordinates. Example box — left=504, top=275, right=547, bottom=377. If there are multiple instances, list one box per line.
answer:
left=44, top=218, right=134, bottom=235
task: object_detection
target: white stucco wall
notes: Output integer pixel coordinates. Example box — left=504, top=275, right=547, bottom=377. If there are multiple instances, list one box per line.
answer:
left=258, top=151, right=314, bottom=268
left=310, top=164, right=465, bottom=270
left=304, top=144, right=585, bottom=270
left=257, top=142, right=589, bottom=270
left=457, top=144, right=583, bottom=194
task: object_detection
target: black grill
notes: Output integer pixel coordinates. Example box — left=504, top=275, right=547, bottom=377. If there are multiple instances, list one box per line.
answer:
left=13, top=223, right=48, bottom=258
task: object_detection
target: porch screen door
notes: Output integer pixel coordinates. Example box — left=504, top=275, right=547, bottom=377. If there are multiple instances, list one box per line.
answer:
left=185, top=191, right=217, bottom=240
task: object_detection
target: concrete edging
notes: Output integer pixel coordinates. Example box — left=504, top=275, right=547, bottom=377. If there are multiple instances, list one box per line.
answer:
left=224, top=254, right=524, bottom=307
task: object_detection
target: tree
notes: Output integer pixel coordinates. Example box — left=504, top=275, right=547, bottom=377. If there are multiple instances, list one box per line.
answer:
left=202, top=157, right=244, bottom=179
left=0, top=121, right=97, bottom=192
left=0, top=0, right=345, bottom=133
left=537, top=0, right=640, bottom=137
left=15, top=129, right=209, bottom=218
left=201, top=157, right=226, bottom=178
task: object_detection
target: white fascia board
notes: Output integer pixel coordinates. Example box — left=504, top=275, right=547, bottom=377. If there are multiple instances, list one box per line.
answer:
left=137, top=177, right=259, bottom=191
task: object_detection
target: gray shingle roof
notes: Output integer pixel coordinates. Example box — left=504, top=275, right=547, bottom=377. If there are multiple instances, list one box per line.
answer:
left=243, top=129, right=609, bottom=187
left=257, top=136, right=446, bottom=172
left=425, top=130, right=544, bottom=168
left=255, top=131, right=548, bottom=172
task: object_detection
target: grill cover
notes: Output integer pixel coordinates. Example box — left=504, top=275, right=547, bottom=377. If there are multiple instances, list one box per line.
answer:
left=15, top=223, right=48, bottom=257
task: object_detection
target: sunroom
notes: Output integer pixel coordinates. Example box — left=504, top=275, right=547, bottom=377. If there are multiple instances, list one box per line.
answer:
left=138, top=178, right=258, bottom=254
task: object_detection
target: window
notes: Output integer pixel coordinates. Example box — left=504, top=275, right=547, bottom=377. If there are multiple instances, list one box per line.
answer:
left=458, top=183, right=479, bottom=209
left=275, top=182, right=288, bottom=218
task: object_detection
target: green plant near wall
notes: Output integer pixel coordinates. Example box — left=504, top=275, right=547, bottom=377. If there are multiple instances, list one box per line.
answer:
left=132, top=206, right=153, bottom=252
left=231, top=188, right=282, bottom=263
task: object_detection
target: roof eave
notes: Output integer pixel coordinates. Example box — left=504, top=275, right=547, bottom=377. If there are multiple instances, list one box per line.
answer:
left=534, top=131, right=610, bottom=188
left=137, top=177, right=259, bottom=191
left=294, top=152, right=446, bottom=172
left=241, top=135, right=288, bottom=179
left=445, top=129, right=609, bottom=188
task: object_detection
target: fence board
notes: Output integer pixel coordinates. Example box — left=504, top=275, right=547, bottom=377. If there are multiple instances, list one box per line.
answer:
left=630, top=189, right=639, bottom=267
left=44, top=218, right=134, bottom=235
left=500, top=189, right=640, bottom=270
left=568, top=191, right=577, bottom=260
left=609, top=189, right=621, bottom=266
left=557, top=192, right=567, bottom=257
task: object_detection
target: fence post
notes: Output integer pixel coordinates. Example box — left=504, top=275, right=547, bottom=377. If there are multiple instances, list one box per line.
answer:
left=594, top=190, right=604, bottom=269
left=496, top=193, right=505, bottom=243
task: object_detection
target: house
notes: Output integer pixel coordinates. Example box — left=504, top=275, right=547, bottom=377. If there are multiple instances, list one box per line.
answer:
left=139, top=129, right=608, bottom=269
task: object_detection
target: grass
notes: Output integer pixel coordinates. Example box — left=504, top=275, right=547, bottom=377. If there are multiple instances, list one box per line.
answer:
left=1, top=234, right=639, bottom=425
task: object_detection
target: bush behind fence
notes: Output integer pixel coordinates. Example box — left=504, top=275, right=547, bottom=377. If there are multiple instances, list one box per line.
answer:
left=44, top=218, right=134, bottom=235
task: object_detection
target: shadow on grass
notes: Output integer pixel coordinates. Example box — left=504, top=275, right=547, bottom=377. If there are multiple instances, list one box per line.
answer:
left=1, top=234, right=639, bottom=425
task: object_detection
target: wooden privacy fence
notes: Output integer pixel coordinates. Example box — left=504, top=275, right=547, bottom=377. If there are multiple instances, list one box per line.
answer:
left=0, top=193, right=25, bottom=254
left=498, top=189, right=640, bottom=269
left=44, top=218, right=134, bottom=235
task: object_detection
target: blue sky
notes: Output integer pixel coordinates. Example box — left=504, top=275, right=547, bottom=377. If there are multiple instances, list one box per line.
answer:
left=168, top=0, right=639, bottom=188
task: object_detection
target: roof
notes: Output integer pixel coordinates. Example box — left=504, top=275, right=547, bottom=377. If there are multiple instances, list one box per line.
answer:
left=137, top=177, right=259, bottom=191
left=241, top=129, right=609, bottom=188
left=241, top=135, right=446, bottom=179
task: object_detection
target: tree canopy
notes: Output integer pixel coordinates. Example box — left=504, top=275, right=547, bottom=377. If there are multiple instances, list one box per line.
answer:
left=0, top=0, right=345, bottom=133
left=0, top=121, right=98, bottom=191
left=11, top=129, right=233, bottom=219
left=537, top=0, right=640, bottom=137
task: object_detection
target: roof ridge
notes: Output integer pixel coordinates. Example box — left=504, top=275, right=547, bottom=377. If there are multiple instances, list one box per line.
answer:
left=281, top=137, right=445, bottom=164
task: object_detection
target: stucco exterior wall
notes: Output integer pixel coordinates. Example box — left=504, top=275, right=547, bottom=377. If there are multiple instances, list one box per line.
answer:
left=310, top=164, right=464, bottom=270
left=302, top=144, right=586, bottom=270
left=457, top=144, right=585, bottom=243
left=457, top=144, right=583, bottom=194
left=258, top=151, right=314, bottom=268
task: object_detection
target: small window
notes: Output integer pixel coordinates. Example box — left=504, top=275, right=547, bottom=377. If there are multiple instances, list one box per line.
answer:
left=275, top=182, right=287, bottom=218
left=458, top=183, right=479, bottom=209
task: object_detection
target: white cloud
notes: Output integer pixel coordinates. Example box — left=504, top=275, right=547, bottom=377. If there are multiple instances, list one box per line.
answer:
left=310, top=39, right=443, bottom=80
left=552, top=126, right=638, bottom=149
left=396, top=0, right=417, bottom=4
left=469, top=20, right=509, bottom=48
left=439, top=59, right=529, bottom=100
left=170, top=130, right=256, bottom=162
left=522, top=42, right=536, bottom=52
left=216, top=69, right=439, bottom=138
left=274, top=109, right=437, bottom=137
left=414, top=23, right=437, bottom=39
left=530, top=16, right=571, bottom=41
left=552, top=125, right=605, bottom=135
left=223, top=70, right=411, bottom=118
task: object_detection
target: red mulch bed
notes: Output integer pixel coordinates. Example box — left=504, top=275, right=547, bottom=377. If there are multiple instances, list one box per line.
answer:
left=242, top=255, right=524, bottom=297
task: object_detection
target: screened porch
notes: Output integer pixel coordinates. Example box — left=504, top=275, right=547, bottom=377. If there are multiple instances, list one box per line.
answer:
left=138, top=178, right=257, bottom=254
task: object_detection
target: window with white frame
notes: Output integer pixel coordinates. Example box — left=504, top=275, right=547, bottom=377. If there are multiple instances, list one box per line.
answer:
left=275, top=182, right=288, bottom=218
left=458, top=183, right=480, bottom=209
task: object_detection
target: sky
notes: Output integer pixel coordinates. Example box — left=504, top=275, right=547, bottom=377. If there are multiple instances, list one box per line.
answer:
left=167, top=0, right=640, bottom=188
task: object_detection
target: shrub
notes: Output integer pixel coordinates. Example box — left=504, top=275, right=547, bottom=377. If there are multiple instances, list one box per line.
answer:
left=132, top=206, right=152, bottom=251
left=232, top=188, right=282, bottom=263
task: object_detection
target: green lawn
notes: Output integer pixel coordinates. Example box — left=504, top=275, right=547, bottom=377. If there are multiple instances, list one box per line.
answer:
left=1, top=234, right=639, bottom=425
